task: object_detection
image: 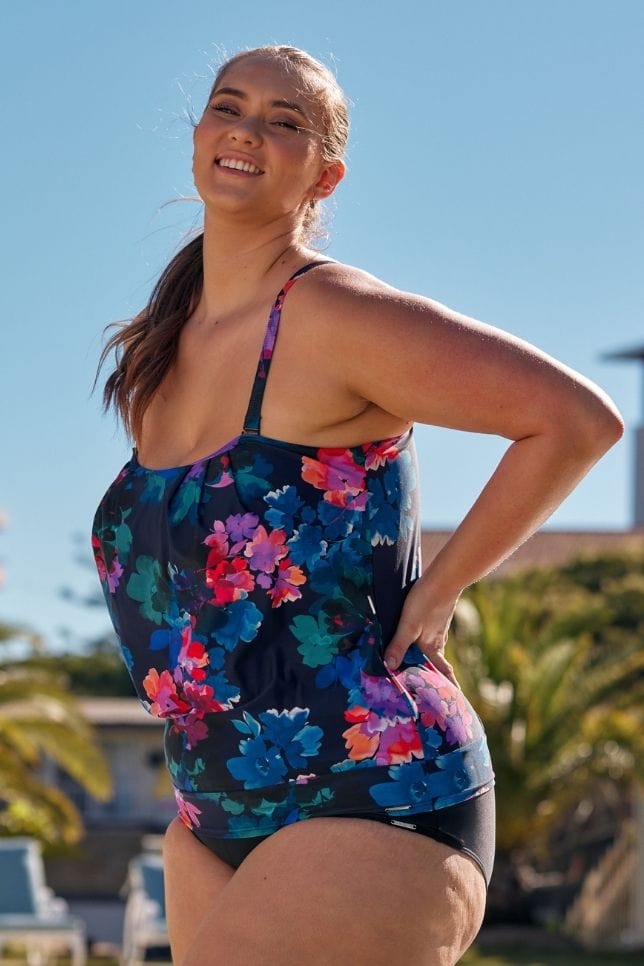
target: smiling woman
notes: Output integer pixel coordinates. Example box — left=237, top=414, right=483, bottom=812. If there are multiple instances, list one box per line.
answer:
left=91, top=44, right=623, bottom=966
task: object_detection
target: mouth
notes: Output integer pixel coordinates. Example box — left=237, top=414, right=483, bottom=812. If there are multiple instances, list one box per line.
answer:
left=215, top=156, right=264, bottom=176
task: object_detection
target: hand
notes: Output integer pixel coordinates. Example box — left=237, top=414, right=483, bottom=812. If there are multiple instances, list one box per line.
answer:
left=383, top=576, right=462, bottom=689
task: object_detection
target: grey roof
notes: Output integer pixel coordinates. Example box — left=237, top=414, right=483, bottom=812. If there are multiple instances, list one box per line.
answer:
left=76, top=697, right=162, bottom=727
left=421, top=527, right=643, bottom=576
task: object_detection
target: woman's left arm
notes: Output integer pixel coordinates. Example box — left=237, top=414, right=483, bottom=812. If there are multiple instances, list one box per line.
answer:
left=315, top=269, right=625, bottom=678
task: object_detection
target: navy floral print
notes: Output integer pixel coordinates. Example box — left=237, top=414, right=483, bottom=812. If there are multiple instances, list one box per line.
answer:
left=92, top=261, right=494, bottom=839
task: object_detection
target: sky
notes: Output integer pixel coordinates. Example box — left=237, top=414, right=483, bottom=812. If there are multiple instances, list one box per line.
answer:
left=1, top=0, right=642, bottom=652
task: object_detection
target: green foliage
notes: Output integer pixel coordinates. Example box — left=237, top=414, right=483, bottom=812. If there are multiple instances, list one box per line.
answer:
left=22, top=636, right=134, bottom=697
left=0, top=633, right=114, bottom=847
left=450, top=550, right=644, bottom=857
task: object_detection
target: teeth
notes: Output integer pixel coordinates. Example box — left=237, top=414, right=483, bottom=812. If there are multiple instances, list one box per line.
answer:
left=218, top=158, right=262, bottom=174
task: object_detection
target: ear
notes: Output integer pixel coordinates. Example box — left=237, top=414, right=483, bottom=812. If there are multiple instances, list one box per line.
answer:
left=311, top=160, right=346, bottom=202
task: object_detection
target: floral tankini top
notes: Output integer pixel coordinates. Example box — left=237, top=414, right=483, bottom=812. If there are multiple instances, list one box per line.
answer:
left=91, top=260, right=495, bottom=839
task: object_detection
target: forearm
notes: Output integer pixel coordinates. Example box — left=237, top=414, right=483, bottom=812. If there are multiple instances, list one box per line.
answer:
left=422, top=430, right=617, bottom=597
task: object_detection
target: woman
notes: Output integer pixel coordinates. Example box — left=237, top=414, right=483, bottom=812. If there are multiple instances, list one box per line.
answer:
left=92, top=45, right=623, bottom=965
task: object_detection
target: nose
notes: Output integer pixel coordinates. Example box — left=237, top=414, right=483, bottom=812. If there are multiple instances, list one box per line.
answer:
left=228, top=116, right=262, bottom=146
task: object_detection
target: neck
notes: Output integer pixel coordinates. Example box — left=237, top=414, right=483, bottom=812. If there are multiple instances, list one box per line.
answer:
left=195, top=209, right=309, bottom=320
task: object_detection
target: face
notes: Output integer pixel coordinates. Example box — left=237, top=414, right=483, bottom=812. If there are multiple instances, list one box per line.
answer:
left=192, top=56, right=344, bottom=226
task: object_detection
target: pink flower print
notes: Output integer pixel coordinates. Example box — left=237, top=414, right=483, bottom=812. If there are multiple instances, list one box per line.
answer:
left=178, top=628, right=209, bottom=682
left=377, top=718, right=423, bottom=765
left=364, top=437, right=401, bottom=472
left=91, top=535, right=107, bottom=582
left=301, top=450, right=366, bottom=508
left=207, top=558, right=255, bottom=605
left=93, top=537, right=125, bottom=593
left=143, top=668, right=191, bottom=718
left=203, top=520, right=230, bottom=566
left=207, top=453, right=235, bottom=489
left=245, top=525, right=289, bottom=573
left=106, top=556, right=124, bottom=593
left=182, top=680, right=225, bottom=716
left=444, top=689, right=475, bottom=745
left=343, top=705, right=423, bottom=765
left=176, top=715, right=210, bottom=751
left=209, top=469, right=234, bottom=489
left=174, top=789, right=202, bottom=830
left=293, top=773, right=317, bottom=785
left=405, top=665, right=475, bottom=744
left=267, top=558, right=307, bottom=607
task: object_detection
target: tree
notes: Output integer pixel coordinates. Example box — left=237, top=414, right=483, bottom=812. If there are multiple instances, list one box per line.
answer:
left=450, top=551, right=644, bottom=858
left=0, top=632, right=113, bottom=846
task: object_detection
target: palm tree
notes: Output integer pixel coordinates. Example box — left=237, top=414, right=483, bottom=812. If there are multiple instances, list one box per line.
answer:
left=0, top=626, right=113, bottom=846
left=450, top=551, right=644, bottom=858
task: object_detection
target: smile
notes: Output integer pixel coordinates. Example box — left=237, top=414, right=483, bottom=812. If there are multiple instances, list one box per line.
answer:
left=216, top=157, right=263, bottom=175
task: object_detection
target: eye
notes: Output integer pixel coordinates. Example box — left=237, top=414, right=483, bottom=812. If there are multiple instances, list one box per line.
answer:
left=210, top=102, right=239, bottom=116
left=271, top=119, right=300, bottom=132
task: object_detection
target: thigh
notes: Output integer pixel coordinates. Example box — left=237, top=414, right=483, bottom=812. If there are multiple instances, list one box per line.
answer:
left=181, top=815, right=487, bottom=966
left=162, top=817, right=236, bottom=965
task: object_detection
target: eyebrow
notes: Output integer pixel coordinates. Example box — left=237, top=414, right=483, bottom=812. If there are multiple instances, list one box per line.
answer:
left=211, top=86, right=311, bottom=122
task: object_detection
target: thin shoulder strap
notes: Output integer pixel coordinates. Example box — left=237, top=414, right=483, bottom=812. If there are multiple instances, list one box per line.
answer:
left=242, top=260, right=335, bottom=436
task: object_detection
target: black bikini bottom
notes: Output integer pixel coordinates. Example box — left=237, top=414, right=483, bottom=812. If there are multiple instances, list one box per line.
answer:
left=191, top=787, right=495, bottom=890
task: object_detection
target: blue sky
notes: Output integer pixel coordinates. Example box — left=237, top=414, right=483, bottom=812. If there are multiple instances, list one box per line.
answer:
left=1, top=0, right=642, bottom=651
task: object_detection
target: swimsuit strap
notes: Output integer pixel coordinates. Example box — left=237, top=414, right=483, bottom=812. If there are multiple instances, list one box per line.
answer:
left=242, top=260, right=335, bottom=436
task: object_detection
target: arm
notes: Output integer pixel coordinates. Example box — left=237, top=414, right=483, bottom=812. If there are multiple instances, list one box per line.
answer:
left=311, top=267, right=625, bottom=676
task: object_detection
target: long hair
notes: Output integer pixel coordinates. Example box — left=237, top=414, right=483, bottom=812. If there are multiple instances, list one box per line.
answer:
left=95, top=45, right=350, bottom=445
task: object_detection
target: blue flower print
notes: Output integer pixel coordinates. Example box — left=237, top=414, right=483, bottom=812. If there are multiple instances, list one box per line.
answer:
left=315, top=650, right=364, bottom=692
left=149, top=602, right=191, bottom=665
left=227, top=708, right=323, bottom=787
left=368, top=742, right=488, bottom=810
left=258, top=708, right=323, bottom=769
left=120, top=642, right=135, bottom=673
left=368, top=476, right=399, bottom=546
left=316, top=499, right=360, bottom=541
left=210, top=599, right=264, bottom=651
left=227, top=736, right=289, bottom=789
left=264, top=485, right=304, bottom=534
left=287, top=523, right=327, bottom=568
left=368, top=761, right=436, bottom=809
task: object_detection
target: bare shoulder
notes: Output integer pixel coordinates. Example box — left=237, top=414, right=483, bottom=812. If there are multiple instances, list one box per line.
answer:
left=290, top=260, right=623, bottom=446
left=292, top=258, right=505, bottom=341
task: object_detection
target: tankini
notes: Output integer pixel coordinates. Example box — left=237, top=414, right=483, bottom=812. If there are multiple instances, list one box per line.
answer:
left=91, top=260, right=495, bottom=850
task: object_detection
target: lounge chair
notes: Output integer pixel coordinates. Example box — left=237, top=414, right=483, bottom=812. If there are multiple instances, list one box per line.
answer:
left=121, top=852, right=169, bottom=965
left=0, top=836, right=86, bottom=966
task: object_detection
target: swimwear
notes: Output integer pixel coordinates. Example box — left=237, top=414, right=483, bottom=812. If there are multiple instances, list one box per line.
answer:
left=91, top=260, right=495, bottom=872
left=193, top=786, right=496, bottom=889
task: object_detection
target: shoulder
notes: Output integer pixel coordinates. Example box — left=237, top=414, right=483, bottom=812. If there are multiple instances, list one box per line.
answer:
left=285, top=259, right=479, bottom=365
left=289, top=259, right=467, bottom=337
left=292, top=260, right=402, bottom=314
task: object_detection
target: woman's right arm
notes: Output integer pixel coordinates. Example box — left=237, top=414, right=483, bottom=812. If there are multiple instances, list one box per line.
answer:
left=303, top=266, right=624, bottom=673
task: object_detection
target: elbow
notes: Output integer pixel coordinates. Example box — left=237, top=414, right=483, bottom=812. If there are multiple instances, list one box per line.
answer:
left=567, top=402, right=625, bottom=457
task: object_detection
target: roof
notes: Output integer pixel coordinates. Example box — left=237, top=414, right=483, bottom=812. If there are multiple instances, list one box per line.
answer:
left=76, top=697, right=162, bottom=727
left=421, top=527, right=643, bottom=576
